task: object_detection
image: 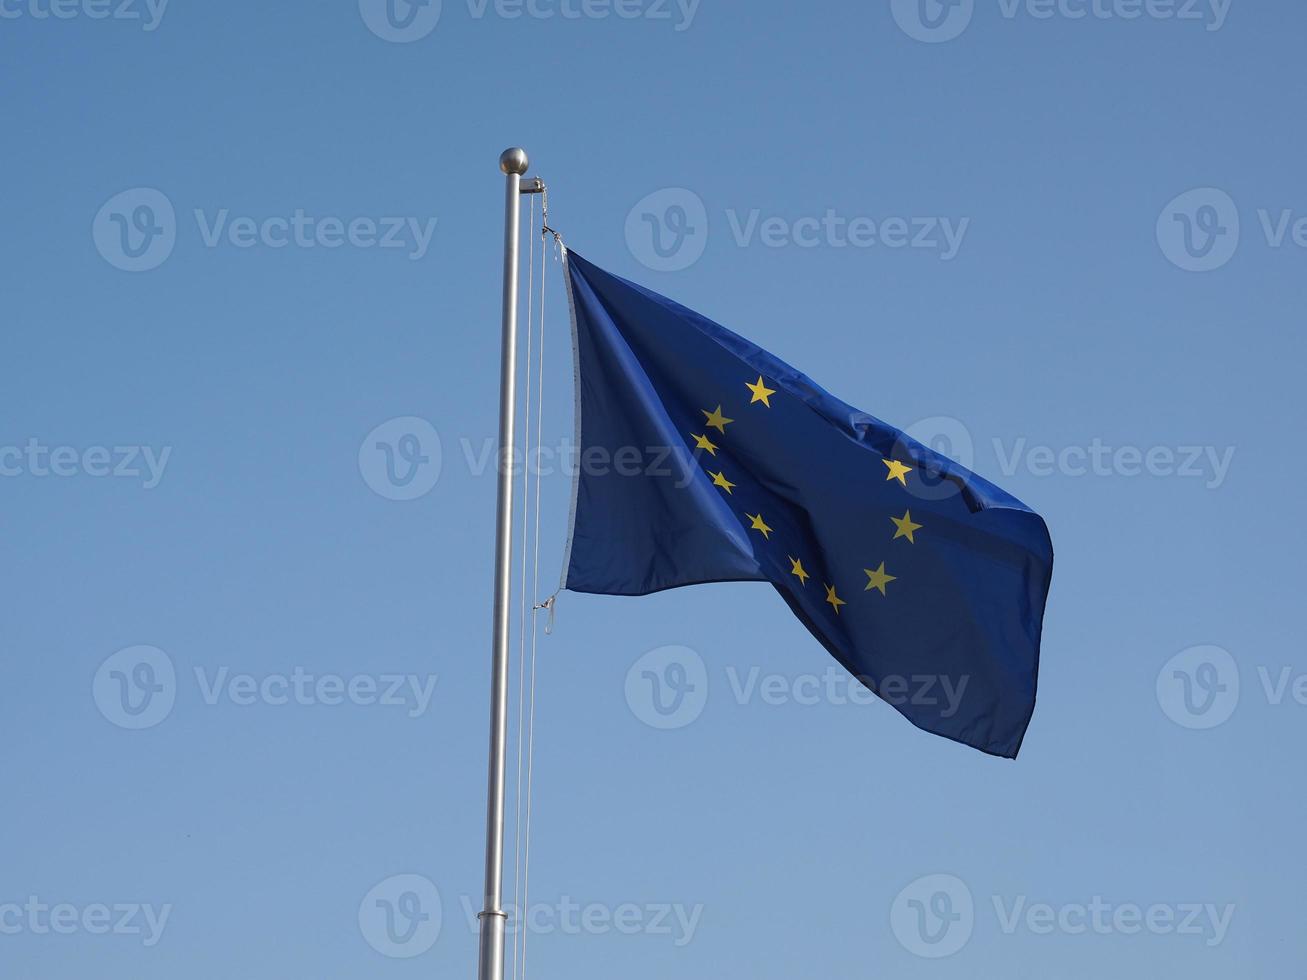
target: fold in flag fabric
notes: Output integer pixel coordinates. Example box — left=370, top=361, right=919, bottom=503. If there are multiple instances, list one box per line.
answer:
left=560, top=249, right=1053, bottom=758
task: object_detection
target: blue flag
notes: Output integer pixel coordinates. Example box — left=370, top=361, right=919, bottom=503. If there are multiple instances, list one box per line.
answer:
left=561, top=250, right=1053, bottom=758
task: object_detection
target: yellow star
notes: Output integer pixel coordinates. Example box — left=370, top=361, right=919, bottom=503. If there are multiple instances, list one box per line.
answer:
left=788, top=556, right=809, bottom=586
left=709, top=470, right=735, bottom=494
left=745, top=376, right=776, bottom=407
left=746, top=513, right=773, bottom=539
left=824, top=584, right=846, bottom=615
left=691, top=433, right=719, bottom=456
left=890, top=510, right=922, bottom=543
left=702, top=405, right=734, bottom=433
left=864, top=562, right=896, bottom=596
left=883, top=458, right=912, bottom=485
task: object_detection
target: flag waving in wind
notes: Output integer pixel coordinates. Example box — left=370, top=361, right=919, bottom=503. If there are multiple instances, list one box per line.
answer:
left=561, top=250, right=1053, bottom=758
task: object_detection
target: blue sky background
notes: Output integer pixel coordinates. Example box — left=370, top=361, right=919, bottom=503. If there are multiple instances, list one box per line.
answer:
left=3, top=1, right=1304, bottom=977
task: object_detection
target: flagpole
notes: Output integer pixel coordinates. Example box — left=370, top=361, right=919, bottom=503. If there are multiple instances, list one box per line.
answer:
left=478, top=146, right=529, bottom=980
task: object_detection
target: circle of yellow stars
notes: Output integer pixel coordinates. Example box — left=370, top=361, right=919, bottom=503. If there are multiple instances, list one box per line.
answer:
left=687, top=375, right=924, bottom=616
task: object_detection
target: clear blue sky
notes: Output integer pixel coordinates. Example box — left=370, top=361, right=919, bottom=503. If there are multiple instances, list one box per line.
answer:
left=4, top=2, right=1303, bottom=977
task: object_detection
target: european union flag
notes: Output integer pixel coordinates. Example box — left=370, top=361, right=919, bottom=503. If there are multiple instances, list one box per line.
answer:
left=561, top=250, right=1053, bottom=758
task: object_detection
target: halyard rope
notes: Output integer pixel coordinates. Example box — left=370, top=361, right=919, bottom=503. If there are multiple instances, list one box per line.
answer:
left=511, top=187, right=555, bottom=980
left=509, top=191, right=537, bottom=980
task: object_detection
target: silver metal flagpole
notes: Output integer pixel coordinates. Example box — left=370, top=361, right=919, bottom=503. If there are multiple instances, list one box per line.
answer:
left=477, top=146, right=530, bottom=980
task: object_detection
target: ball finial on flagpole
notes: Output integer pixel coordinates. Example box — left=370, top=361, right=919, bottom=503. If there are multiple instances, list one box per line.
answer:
left=499, top=147, right=529, bottom=175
